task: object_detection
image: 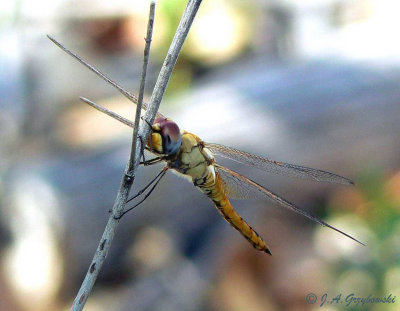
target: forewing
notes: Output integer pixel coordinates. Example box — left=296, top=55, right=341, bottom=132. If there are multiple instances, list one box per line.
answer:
left=207, top=143, right=353, bottom=185
left=215, top=164, right=364, bottom=245
left=48, top=36, right=165, bottom=119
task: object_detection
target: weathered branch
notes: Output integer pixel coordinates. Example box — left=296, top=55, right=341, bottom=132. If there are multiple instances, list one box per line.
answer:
left=128, top=2, right=155, bottom=173
left=55, top=1, right=203, bottom=310
left=68, top=2, right=156, bottom=310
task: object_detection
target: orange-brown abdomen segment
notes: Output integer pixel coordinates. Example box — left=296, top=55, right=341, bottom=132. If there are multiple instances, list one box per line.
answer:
left=197, top=170, right=271, bottom=255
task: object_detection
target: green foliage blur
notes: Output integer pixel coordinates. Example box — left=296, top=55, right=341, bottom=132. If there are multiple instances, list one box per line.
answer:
left=321, top=170, right=400, bottom=310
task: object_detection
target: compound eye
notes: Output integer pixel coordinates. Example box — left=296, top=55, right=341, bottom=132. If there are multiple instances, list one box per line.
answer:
left=156, top=118, right=182, bottom=155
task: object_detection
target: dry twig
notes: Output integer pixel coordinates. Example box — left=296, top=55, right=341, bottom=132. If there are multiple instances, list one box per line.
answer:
left=48, top=0, right=203, bottom=310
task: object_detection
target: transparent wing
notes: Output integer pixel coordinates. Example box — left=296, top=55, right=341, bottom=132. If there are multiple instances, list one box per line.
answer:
left=48, top=35, right=165, bottom=119
left=207, top=143, right=353, bottom=185
left=215, top=164, right=364, bottom=245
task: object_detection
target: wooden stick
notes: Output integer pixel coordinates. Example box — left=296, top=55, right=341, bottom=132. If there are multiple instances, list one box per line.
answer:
left=47, top=1, right=203, bottom=310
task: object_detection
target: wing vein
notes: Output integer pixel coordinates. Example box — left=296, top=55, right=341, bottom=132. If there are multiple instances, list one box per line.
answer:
left=215, top=164, right=364, bottom=246
left=47, top=35, right=165, bottom=119
left=207, top=143, right=354, bottom=185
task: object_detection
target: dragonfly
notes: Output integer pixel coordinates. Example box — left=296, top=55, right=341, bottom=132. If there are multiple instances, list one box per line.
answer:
left=48, top=36, right=364, bottom=255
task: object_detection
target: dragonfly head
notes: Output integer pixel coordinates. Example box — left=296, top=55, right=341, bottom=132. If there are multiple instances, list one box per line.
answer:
left=149, top=117, right=182, bottom=155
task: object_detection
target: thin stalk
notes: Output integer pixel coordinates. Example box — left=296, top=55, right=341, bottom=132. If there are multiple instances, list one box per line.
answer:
left=128, top=1, right=155, bottom=173
left=65, top=1, right=203, bottom=310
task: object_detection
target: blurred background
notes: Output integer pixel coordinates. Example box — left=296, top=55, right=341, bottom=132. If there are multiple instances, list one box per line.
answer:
left=1, top=0, right=400, bottom=310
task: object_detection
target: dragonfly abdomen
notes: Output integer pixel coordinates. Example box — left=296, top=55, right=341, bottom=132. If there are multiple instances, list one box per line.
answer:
left=197, top=169, right=271, bottom=255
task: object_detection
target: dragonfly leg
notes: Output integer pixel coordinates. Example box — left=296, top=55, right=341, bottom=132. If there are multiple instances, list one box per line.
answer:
left=141, top=115, right=153, bottom=128
left=141, top=116, right=154, bottom=153
left=115, top=166, right=169, bottom=219
left=137, top=134, right=147, bottom=163
left=140, top=156, right=166, bottom=166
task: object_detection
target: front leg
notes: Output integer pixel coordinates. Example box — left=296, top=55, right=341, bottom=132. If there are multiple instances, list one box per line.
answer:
left=140, top=156, right=166, bottom=166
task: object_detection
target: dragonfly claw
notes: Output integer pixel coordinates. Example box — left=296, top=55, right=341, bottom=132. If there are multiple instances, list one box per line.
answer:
left=113, top=213, right=123, bottom=220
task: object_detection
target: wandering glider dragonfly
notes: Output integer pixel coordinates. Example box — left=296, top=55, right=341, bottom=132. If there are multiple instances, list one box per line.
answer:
left=49, top=36, right=364, bottom=254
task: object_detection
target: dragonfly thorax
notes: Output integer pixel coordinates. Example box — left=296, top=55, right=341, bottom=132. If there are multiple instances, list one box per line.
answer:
left=166, top=131, right=215, bottom=184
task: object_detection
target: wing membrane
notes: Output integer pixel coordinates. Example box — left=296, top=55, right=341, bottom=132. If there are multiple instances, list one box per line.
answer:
left=208, top=143, right=353, bottom=185
left=48, top=35, right=165, bottom=119
left=215, top=164, right=364, bottom=245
